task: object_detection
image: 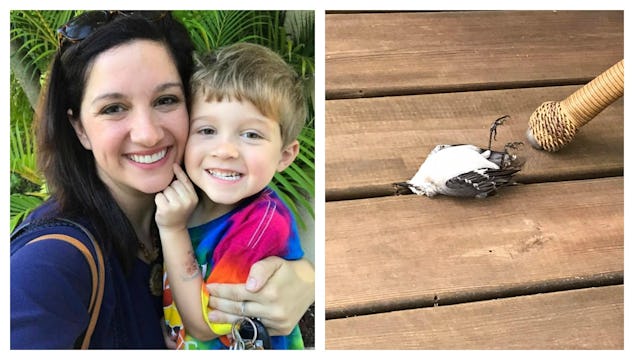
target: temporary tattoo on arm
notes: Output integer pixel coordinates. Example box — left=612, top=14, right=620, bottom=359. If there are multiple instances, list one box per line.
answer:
left=181, top=250, right=201, bottom=281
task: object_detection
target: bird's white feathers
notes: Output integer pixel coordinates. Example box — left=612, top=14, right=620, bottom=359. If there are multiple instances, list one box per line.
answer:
left=401, top=143, right=522, bottom=198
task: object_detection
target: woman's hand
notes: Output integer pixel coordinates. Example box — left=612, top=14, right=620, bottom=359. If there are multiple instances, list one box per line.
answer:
left=206, top=257, right=315, bottom=336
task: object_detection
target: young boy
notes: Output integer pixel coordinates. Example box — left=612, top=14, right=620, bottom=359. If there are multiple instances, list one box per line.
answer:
left=155, top=42, right=309, bottom=350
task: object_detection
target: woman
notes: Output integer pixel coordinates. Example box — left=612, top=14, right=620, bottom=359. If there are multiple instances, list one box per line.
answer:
left=10, top=11, right=314, bottom=349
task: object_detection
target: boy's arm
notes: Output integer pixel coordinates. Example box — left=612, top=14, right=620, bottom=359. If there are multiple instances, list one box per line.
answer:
left=155, top=164, right=218, bottom=341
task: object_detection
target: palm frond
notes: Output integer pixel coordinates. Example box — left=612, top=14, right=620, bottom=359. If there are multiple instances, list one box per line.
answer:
left=10, top=83, right=41, bottom=183
left=174, top=11, right=270, bottom=52
left=271, top=125, right=315, bottom=229
left=10, top=194, right=44, bottom=232
left=271, top=172, right=314, bottom=231
left=10, top=11, right=75, bottom=75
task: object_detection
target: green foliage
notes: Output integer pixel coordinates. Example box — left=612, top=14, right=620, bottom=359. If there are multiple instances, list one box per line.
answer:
left=9, top=10, right=315, bottom=232
left=173, top=11, right=270, bottom=51
left=10, top=11, right=76, bottom=76
left=10, top=194, right=45, bottom=232
left=271, top=126, right=315, bottom=231
left=10, top=81, right=40, bottom=186
left=9, top=72, right=45, bottom=229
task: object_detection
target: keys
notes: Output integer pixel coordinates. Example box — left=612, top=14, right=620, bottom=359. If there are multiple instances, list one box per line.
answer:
left=229, top=317, right=271, bottom=350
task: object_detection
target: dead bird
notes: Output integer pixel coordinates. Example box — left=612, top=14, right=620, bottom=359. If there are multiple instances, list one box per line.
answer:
left=394, top=115, right=524, bottom=198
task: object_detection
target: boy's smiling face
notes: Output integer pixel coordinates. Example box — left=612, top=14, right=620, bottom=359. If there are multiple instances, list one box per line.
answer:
left=185, top=95, right=298, bottom=206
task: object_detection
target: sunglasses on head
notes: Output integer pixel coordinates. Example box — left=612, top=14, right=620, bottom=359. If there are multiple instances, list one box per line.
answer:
left=57, top=10, right=167, bottom=48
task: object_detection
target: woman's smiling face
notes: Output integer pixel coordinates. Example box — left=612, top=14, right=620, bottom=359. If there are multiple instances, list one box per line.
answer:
left=71, top=40, right=189, bottom=197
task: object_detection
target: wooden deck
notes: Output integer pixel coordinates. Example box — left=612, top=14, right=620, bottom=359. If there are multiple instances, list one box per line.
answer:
left=324, top=10, right=623, bottom=349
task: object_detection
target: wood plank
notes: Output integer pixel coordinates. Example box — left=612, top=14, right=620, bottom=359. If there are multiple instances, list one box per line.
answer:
left=326, top=11, right=623, bottom=98
left=325, top=86, right=623, bottom=200
left=325, top=177, right=623, bottom=316
left=325, top=285, right=623, bottom=349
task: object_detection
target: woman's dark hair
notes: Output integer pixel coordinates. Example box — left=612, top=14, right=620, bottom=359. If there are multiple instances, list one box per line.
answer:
left=36, top=12, right=195, bottom=273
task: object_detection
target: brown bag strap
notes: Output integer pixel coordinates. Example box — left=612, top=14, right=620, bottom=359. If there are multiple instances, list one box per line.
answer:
left=27, top=226, right=105, bottom=349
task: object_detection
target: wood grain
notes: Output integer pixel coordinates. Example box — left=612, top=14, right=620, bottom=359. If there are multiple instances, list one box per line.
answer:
left=326, top=177, right=623, bottom=316
left=323, top=10, right=624, bottom=350
left=325, top=86, right=623, bottom=200
left=326, top=11, right=624, bottom=98
left=326, top=285, right=623, bottom=349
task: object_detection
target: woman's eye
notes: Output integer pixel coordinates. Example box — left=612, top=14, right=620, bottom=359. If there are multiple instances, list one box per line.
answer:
left=100, top=104, right=126, bottom=115
left=155, top=95, right=180, bottom=107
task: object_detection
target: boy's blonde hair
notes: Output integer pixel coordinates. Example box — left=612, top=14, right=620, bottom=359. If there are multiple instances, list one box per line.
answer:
left=191, top=42, right=307, bottom=147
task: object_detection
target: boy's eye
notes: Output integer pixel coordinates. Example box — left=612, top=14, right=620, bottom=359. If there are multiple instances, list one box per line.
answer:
left=198, top=128, right=216, bottom=135
left=242, top=131, right=264, bottom=140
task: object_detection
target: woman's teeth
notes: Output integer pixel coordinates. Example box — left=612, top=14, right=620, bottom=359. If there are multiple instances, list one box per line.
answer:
left=128, top=149, right=167, bottom=164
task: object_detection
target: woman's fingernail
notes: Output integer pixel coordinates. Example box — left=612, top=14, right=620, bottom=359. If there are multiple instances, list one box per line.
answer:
left=246, top=277, right=258, bottom=291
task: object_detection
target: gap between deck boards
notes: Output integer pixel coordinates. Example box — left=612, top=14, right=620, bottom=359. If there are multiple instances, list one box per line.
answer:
left=326, top=271, right=623, bottom=319
left=325, top=78, right=593, bottom=101
left=326, top=172, right=624, bottom=202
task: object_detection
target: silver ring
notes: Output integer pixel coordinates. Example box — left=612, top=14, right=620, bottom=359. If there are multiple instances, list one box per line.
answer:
left=241, top=300, right=246, bottom=316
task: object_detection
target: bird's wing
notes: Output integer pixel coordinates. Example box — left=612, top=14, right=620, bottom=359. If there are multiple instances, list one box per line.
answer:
left=444, top=168, right=521, bottom=197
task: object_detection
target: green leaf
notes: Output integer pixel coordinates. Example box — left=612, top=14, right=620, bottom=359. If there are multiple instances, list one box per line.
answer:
left=10, top=194, right=43, bottom=232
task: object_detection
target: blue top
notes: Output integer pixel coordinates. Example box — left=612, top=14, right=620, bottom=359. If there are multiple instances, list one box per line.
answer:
left=10, top=200, right=165, bottom=349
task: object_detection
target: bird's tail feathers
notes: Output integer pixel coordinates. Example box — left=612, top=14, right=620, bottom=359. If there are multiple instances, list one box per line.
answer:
left=392, top=182, right=414, bottom=195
